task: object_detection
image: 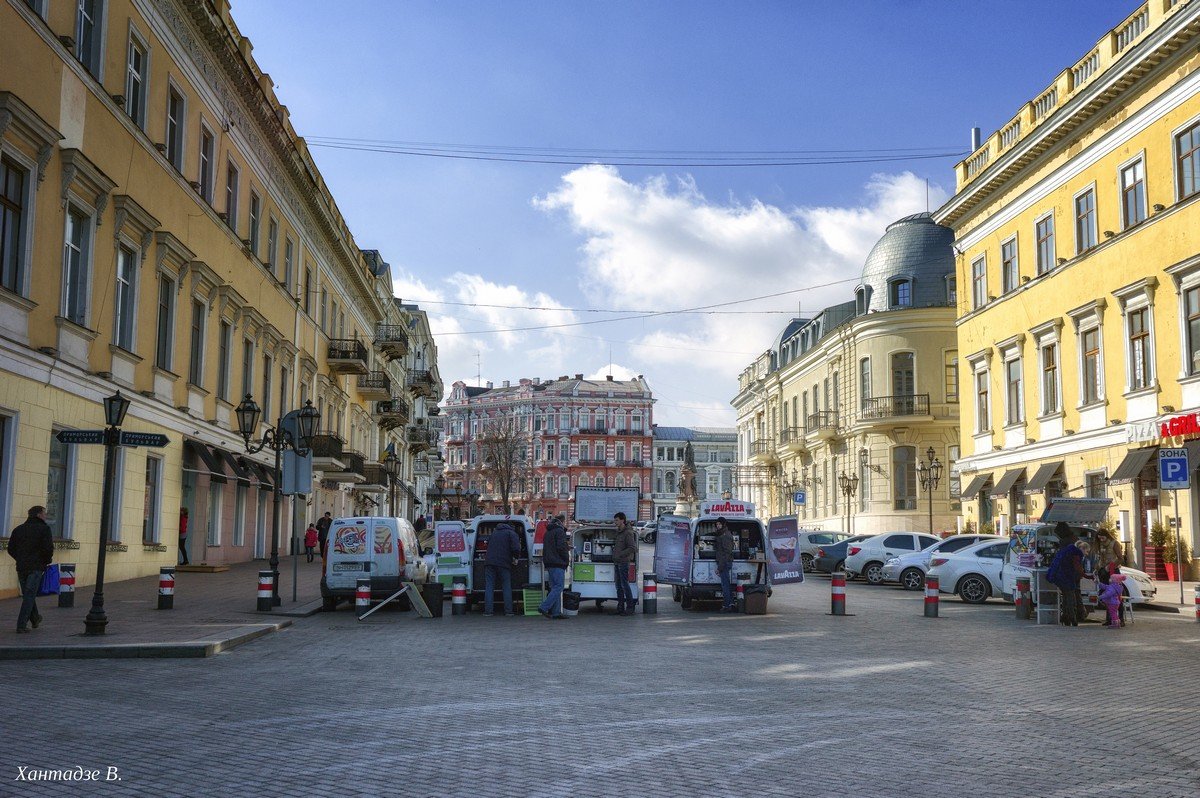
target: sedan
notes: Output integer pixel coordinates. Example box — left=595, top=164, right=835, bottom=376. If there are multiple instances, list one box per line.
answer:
left=812, top=535, right=873, bottom=575
left=798, top=531, right=852, bottom=572
left=881, top=534, right=1005, bottom=590
left=925, top=539, right=1010, bottom=604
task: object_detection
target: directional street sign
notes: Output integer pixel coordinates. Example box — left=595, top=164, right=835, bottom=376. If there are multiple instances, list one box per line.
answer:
left=792, top=490, right=807, bottom=505
left=119, top=431, right=169, bottom=448
left=1158, top=448, right=1190, bottom=490
left=55, top=429, right=106, bottom=445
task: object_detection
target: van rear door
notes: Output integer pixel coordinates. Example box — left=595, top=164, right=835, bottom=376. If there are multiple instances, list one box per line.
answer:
left=326, top=519, right=372, bottom=592
left=653, top=515, right=693, bottom=586
left=433, top=520, right=470, bottom=589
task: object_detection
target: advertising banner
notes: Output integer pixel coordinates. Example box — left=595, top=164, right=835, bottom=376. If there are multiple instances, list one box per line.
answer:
left=654, top=516, right=692, bottom=585
left=766, top=516, right=803, bottom=584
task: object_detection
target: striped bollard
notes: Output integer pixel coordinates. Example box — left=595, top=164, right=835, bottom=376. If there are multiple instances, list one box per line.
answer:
left=1194, top=584, right=1199, bottom=623
left=58, top=563, right=76, bottom=608
left=451, top=578, right=468, bottom=616
left=157, top=566, right=175, bottom=610
left=1015, top=577, right=1032, bottom=621
left=830, top=572, right=846, bottom=616
left=642, top=573, right=657, bottom=615
left=256, top=570, right=274, bottom=612
left=924, top=575, right=940, bottom=618
left=355, top=578, right=372, bottom=618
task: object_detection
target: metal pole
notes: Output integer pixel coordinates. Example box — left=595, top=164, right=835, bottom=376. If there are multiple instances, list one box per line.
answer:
left=84, top=427, right=118, bottom=635
left=291, top=496, right=298, bottom=603
left=1175, top=488, right=1184, bottom=606
left=928, top=480, right=934, bottom=537
left=270, top=423, right=283, bottom=607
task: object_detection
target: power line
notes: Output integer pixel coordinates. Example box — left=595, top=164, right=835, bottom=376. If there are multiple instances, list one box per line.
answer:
left=407, top=297, right=796, bottom=315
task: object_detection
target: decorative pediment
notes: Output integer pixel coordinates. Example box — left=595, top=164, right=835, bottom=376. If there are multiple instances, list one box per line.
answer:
left=215, top=284, right=247, bottom=324
left=187, top=260, right=224, bottom=307
left=154, top=231, right=195, bottom=278
left=59, top=148, right=117, bottom=224
left=0, top=91, right=62, bottom=186
left=111, top=195, right=160, bottom=251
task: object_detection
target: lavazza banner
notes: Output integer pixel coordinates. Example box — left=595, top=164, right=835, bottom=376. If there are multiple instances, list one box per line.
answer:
left=766, top=517, right=804, bottom=585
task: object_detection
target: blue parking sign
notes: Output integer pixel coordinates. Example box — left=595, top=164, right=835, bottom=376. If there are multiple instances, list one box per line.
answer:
left=1158, top=448, right=1190, bottom=490
left=793, top=490, right=806, bottom=505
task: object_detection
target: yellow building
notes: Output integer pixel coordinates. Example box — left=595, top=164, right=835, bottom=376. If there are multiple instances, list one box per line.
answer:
left=733, top=214, right=960, bottom=537
left=935, top=1, right=1200, bottom=576
left=0, top=0, right=439, bottom=597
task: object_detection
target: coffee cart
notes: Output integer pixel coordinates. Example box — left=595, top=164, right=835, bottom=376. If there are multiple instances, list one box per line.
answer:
left=655, top=499, right=771, bottom=610
left=569, top=486, right=641, bottom=611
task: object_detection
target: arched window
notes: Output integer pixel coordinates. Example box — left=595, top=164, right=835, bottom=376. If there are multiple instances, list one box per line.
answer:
left=855, top=285, right=872, bottom=314
left=893, top=446, right=917, bottom=510
left=616, top=474, right=625, bottom=488
left=666, top=472, right=676, bottom=493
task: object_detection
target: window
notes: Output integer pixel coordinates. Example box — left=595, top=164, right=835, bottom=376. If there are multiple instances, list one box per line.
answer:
left=142, top=455, right=161, bottom=543
left=948, top=445, right=960, bottom=510
left=892, top=447, right=917, bottom=511
left=206, top=487, right=221, bottom=546
left=262, top=355, right=272, bottom=421
left=978, top=543, right=1008, bottom=559
left=62, top=206, right=91, bottom=326
left=241, top=339, right=254, bottom=399
left=946, top=275, right=956, bottom=305
left=113, top=245, right=137, bottom=350
left=264, top=216, right=278, bottom=274
left=319, top=287, right=328, bottom=331
left=110, top=448, right=128, bottom=540
left=0, top=414, right=12, bottom=527
left=1177, top=121, right=1200, bottom=200
left=279, top=365, right=290, bottom=415
left=971, top=256, right=987, bottom=309
left=216, top=320, right=232, bottom=401
left=859, top=358, right=871, bottom=410
left=198, top=126, right=214, bottom=203
left=1127, top=307, right=1152, bottom=390
left=1001, top=237, right=1019, bottom=294
left=883, top=533, right=916, bottom=550
left=1005, top=357, right=1023, bottom=425
left=891, top=352, right=914, bottom=398
left=233, top=484, right=247, bottom=547
left=0, top=156, right=28, bottom=295
left=154, top=274, right=174, bottom=369
left=303, top=267, right=312, bottom=313
left=47, top=432, right=71, bottom=538
left=283, top=234, right=294, bottom=290
left=1035, top=214, right=1055, bottom=274
left=1074, top=188, right=1097, bottom=253
left=188, top=299, right=205, bottom=386
left=944, top=351, right=958, bottom=403
left=165, top=86, right=185, bottom=171
left=1186, top=287, right=1200, bottom=376
left=125, top=31, right=148, bottom=128
left=1085, top=471, right=1108, bottom=500
left=1081, top=327, right=1102, bottom=404
left=75, top=0, right=105, bottom=78
left=225, top=161, right=239, bottom=230
left=1120, top=159, right=1146, bottom=228
left=889, top=279, right=912, bottom=308
left=974, top=369, right=990, bottom=433
left=248, top=192, right=261, bottom=257
left=1040, top=343, right=1060, bottom=415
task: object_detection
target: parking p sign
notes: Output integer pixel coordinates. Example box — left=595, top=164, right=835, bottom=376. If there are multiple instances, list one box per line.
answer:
left=1158, top=448, right=1190, bottom=490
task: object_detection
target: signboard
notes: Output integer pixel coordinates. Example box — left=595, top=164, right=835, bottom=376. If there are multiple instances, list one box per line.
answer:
left=1039, top=497, right=1113, bottom=524
left=653, top=516, right=692, bottom=585
left=698, top=499, right=754, bottom=517
left=119, top=431, right=168, bottom=447
left=792, top=491, right=806, bottom=505
left=765, top=516, right=803, bottom=584
left=1158, top=448, right=1190, bottom=490
left=573, top=486, right=639, bottom=522
left=55, top=430, right=105, bottom=444
left=435, top=522, right=466, bottom=554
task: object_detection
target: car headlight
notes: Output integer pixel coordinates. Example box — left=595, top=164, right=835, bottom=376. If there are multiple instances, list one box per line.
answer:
left=885, top=558, right=899, bottom=565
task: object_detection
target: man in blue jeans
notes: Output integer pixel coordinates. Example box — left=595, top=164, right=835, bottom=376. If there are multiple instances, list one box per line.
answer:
left=483, top=522, right=521, bottom=616
left=8, top=506, right=54, bottom=633
left=612, top=512, right=638, bottom=615
left=539, top=514, right=570, bottom=619
left=714, top=516, right=736, bottom=612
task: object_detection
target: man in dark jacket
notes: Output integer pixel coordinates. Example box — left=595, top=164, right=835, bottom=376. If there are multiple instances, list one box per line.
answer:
left=612, top=512, right=639, bottom=615
left=316, top=512, right=333, bottom=558
left=538, top=514, right=570, bottom=619
left=483, top=522, right=522, bottom=616
left=8, top=506, right=54, bottom=632
left=1047, top=523, right=1085, bottom=627
left=714, top=517, right=736, bottom=612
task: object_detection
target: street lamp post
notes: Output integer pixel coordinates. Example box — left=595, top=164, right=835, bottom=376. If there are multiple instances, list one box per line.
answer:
left=235, top=395, right=319, bottom=607
left=838, top=471, right=859, bottom=536
left=916, top=445, right=943, bottom=537
left=384, top=451, right=400, bottom=516
left=83, top=391, right=132, bottom=635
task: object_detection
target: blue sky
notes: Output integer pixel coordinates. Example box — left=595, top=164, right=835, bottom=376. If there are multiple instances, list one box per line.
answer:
left=231, top=0, right=1139, bottom=425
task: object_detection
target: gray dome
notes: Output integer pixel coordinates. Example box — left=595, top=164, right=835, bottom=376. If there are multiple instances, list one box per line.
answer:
left=858, top=212, right=955, bottom=313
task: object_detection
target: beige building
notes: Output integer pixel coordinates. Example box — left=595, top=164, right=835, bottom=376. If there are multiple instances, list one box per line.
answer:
left=0, top=0, right=439, bottom=596
left=733, top=214, right=961, bottom=535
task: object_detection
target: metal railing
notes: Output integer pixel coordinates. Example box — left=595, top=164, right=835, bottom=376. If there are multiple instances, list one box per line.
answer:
left=806, top=411, right=838, bottom=432
left=327, top=338, right=367, bottom=363
left=307, top=433, right=345, bottom=460
left=860, top=394, right=930, bottom=420
left=778, top=426, right=806, bottom=445
left=357, top=370, right=391, bottom=395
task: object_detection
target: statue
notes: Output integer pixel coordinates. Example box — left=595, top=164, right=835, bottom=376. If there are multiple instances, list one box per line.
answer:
left=674, top=441, right=700, bottom=517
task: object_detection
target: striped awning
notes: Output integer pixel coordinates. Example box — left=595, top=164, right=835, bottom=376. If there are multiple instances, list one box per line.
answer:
left=989, top=468, right=1026, bottom=497
left=959, top=473, right=991, bottom=501
left=1023, top=461, right=1064, bottom=494
left=1108, top=446, right=1157, bottom=484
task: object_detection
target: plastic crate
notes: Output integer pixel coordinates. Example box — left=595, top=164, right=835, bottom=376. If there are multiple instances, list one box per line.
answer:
left=522, top=588, right=545, bottom=615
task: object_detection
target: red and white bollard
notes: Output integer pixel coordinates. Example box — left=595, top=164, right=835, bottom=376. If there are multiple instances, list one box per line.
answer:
left=256, top=570, right=274, bottom=612
left=735, top=574, right=748, bottom=613
left=642, top=573, right=657, bottom=615
left=924, top=575, right=940, bottom=618
left=58, top=563, right=76, bottom=608
left=158, top=566, right=175, bottom=610
left=355, top=578, right=372, bottom=618
left=1015, top=577, right=1032, bottom=621
left=1194, top=584, right=1199, bottom=623
left=451, top=578, right=468, bottom=616
left=830, top=572, right=846, bottom=616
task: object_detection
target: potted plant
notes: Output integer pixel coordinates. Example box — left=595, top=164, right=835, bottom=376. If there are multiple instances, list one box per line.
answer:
left=1145, top=522, right=1169, bottom=580
left=1161, top=529, right=1191, bottom=582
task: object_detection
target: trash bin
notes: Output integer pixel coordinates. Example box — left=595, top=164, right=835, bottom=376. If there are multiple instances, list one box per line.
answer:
left=38, top=564, right=60, bottom=596
left=743, top=584, right=768, bottom=615
left=420, top=582, right=444, bottom=618
left=562, top=590, right=581, bottom=617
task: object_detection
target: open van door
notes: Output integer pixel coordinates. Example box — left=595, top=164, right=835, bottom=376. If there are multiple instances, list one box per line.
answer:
left=433, top=520, right=471, bottom=591
left=654, top=515, right=693, bottom=589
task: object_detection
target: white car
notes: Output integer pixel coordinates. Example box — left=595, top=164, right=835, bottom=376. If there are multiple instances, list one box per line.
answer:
left=881, top=534, right=1005, bottom=590
left=926, top=539, right=1010, bottom=604
left=844, top=532, right=941, bottom=584
left=798, top=531, right=851, bottom=573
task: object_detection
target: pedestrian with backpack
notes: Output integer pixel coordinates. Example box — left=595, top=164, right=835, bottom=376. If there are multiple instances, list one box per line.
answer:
left=1046, top=523, right=1085, bottom=626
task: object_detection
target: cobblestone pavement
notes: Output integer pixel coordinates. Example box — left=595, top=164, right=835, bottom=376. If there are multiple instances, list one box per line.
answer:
left=5, top=556, right=1200, bottom=798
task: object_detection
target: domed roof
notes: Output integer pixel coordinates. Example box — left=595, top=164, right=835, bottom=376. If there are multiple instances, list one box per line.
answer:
left=859, top=212, right=955, bottom=312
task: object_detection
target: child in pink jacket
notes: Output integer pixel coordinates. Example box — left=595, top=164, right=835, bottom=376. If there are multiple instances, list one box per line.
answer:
left=1096, top=567, right=1125, bottom=628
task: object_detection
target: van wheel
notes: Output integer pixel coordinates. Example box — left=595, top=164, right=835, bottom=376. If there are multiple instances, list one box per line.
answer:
left=321, top=596, right=337, bottom=612
left=673, top=586, right=682, bottom=602
left=680, top=589, right=694, bottom=610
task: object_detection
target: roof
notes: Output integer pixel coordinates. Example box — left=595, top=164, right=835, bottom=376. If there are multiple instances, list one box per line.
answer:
left=859, top=213, right=955, bottom=312
left=652, top=426, right=736, bottom=441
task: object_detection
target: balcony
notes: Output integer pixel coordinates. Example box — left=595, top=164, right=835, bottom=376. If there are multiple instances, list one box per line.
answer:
left=858, top=394, right=932, bottom=429
left=615, top=429, right=645, bottom=436
left=577, top=459, right=607, bottom=467
left=406, top=369, right=436, bottom=399
left=413, top=459, right=431, bottom=476
left=805, top=411, right=841, bottom=441
left=357, top=370, right=392, bottom=400
left=748, top=440, right=778, bottom=464
left=579, top=425, right=608, bottom=435
left=308, top=433, right=347, bottom=474
left=406, top=425, right=435, bottom=451
left=374, top=398, right=410, bottom=429
left=778, top=426, right=807, bottom=453
left=615, top=459, right=646, bottom=468
left=327, top=338, right=368, bottom=374
left=358, top=463, right=389, bottom=495
left=323, top=449, right=366, bottom=484
left=374, top=323, right=410, bottom=360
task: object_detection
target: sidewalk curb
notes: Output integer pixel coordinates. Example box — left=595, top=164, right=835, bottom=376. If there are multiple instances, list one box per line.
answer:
left=0, top=620, right=292, bottom=660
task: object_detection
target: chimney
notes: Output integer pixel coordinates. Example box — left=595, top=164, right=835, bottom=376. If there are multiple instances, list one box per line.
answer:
left=970, top=126, right=981, bottom=151
left=574, top=374, right=583, bottom=380
left=559, top=375, right=569, bottom=382
left=486, top=381, right=493, bottom=389
left=502, top=380, right=510, bottom=388
left=532, top=377, right=540, bottom=385
left=606, top=375, right=614, bottom=381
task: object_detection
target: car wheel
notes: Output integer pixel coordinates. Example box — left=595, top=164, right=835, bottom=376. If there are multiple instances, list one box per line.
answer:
left=680, top=589, right=694, bottom=610
left=835, top=561, right=848, bottom=577
left=957, top=575, right=992, bottom=604
left=321, top=595, right=338, bottom=612
left=864, top=562, right=885, bottom=585
left=900, top=568, right=925, bottom=591
left=801, top=553, right=815, bottom=573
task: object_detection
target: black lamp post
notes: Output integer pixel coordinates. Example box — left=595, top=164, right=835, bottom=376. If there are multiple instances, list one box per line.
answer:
left=384, top=451, right=400, bottom=516
left=916, top=445, right=943, bottom=537
left=235, top=394, right=319, bottom=607
left=838, top=471, right=860, bottom=536
left=83, top=391, right=131, bottom=635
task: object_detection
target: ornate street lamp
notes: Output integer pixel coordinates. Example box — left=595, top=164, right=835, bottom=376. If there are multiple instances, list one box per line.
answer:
left=916, top=445, right=943, bottom=537
left=384, top=450, right=400, bottom=516
left=236, top=395, right=320, bottom=607
left=83, top=391, right=132, bottom=635
left=838, top=471, right=860, bottom=536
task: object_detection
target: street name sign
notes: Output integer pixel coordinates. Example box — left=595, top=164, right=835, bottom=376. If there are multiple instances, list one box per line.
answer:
left=55, top=430, right=105, bottom=445
left=119, top=431, right=169, bottom=448
left=1158, top=448, right=1189, bottom=490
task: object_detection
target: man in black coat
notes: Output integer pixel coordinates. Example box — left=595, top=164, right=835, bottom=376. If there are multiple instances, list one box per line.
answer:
left=538, top=514, right=571, bottom=619
left=8, top=506, right=54, bottom=632
left=483, top=522, right=522, bottom=616
left=316, top=512, right=333, bottom=558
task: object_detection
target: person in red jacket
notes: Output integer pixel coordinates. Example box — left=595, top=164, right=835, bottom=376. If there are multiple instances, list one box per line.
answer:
left=178, top=507, right=190, bottom=565
left=8, top=506, right=54, bottom=633
left=304, top=524, right=319, bottom=563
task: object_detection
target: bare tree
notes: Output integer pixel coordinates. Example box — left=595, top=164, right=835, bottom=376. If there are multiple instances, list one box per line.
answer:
left=477, top=414, right=532, bottom=514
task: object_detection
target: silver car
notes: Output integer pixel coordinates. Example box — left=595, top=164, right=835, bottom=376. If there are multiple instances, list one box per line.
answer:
left=880, top=534, right=1005, bottom=590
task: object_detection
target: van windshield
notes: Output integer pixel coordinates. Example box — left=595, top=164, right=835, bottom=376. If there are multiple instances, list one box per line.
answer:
left=474, top=521, right=529, bottom=560
left=694, top=520, right=764, bottom=560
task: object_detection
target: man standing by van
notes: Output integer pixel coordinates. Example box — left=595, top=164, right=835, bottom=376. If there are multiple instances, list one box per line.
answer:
left=316, top=512, right=333, bottom=559
left=483, top=522, right=521, bottom=616
left=715, top=517, right=736, bottom=612
left=613, top=512, right=638, bottom=616
left=539, top=514, right=570, bottom=619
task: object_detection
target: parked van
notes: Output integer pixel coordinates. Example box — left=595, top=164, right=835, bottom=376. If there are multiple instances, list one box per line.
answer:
left=657, top=499, right=770, bottom=609
left=430, top=514, right=540, bottom=609
left=321, top=516, right=427, bottom=611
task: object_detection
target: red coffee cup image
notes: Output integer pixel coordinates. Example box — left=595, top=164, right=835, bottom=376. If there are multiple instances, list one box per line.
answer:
left=771, top=534, right=797, bottom=563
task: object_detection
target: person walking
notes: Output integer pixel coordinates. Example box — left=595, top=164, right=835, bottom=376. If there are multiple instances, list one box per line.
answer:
left=304, top=524, right=319, bottom=563
left=714, top=516, right=736, bottom=613
left=178, top=507, right=189, bottom=566
left=1047, top=523, right=1085, bottom=627
left=316, top=512, right=333, bottom=559
left=539, top=513, right=570, bottom=619
left=612, top=512, right=638, bottom=615
left=8, top=506, right=54, bottom=633
left=483, top=521, right=521, bottom=616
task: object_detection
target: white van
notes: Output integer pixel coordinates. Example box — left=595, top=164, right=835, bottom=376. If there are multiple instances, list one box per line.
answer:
left=657, top=499, right=770, bottom=609
left=430, top=514, right=540, bottom=609
left=321, top=516, right=427, bottom=611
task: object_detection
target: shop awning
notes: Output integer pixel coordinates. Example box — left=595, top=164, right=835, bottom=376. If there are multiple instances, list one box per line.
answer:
left=249, top=462, right=274, bottom=492
left=1023, top=461, right=1064, bottom=494
left=1186, top=440, right=1200, bottom=469
left=184, top=440, right=227, bottom=484
left=219, top=449, right=252, bottom=486
left=1108, top=446, right=1157, bottom=484
left=989, top=468, right=1025, bottom=497
left=959, top=473, right=991, bottom=500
